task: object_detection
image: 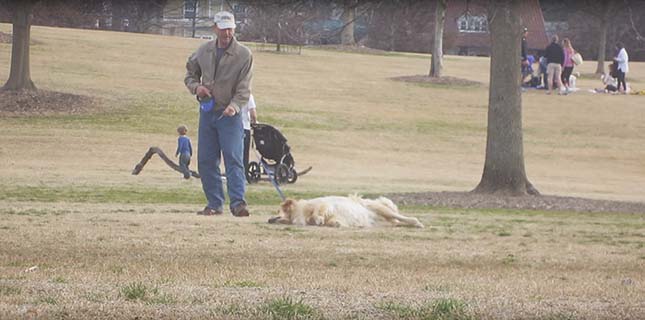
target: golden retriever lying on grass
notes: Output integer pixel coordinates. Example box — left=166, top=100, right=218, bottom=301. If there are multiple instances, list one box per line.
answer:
left=268, top=195, right=424, bottom=228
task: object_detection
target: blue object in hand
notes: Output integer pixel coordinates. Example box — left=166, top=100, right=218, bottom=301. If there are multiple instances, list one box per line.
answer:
left=199, top=96, right=215, bottom=112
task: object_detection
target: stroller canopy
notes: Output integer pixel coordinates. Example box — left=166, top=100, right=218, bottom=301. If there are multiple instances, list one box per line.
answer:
left=252, top=123, right=290, bottom=163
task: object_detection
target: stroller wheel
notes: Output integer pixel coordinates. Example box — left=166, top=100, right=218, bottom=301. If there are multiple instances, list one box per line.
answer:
left=287, top=167, right=298, bottom=184
left=247, top=161, right=261, bottom=184
left=275, top=163, right=289, bottom=185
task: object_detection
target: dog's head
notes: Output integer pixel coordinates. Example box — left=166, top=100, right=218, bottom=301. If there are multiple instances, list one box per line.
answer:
left=268, top=198, right=297, bottom=224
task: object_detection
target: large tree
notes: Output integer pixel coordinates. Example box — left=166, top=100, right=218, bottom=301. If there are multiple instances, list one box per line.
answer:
left=2, top=0, right=39, bottom=91
left=473, top=0, right=538, bottom=196
left=429, top=0, right=446, bottom=77
left=593, top=0, right=613, bottom=74
left=340, top=0, right=358, bottom=45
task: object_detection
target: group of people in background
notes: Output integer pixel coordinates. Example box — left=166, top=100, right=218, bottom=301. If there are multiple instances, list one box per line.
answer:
left=521, top=28, right=630, bottom=95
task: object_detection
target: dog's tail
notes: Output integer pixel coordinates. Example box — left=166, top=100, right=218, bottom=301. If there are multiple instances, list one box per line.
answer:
left=362, top=197, right=424, bottom=228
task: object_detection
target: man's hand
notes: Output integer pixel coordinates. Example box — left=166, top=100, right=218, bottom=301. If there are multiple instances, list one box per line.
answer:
left=223, top=105, right=237, bottom=117
left=196, top=85, right=211, bottom=98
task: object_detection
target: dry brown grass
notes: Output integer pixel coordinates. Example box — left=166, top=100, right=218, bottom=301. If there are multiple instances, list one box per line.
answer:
left=1, top=24, right=644, bottom=199
left=1, top=202, right=643, bottom=319
left=0, top=24, right=644, bottom=319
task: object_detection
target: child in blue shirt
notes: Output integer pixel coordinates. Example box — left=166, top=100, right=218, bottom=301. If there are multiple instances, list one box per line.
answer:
left=176, top=125, right=193, bottom=179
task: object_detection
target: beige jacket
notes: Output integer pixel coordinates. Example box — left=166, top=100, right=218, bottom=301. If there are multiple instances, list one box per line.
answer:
left=184, top=38, right=253, bottom=113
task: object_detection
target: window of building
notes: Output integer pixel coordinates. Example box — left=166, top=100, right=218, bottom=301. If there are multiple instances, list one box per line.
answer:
left=459, top=19, right=467, bottom=31
left=233, top=4, right=248, bottom=15
left=457, top=14, right=488, bottom=33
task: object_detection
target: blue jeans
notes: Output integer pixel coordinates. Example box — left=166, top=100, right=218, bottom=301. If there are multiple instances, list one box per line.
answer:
left=198, top=108, right=246, bottom=211
left=179, top=153, right=191, bottom=179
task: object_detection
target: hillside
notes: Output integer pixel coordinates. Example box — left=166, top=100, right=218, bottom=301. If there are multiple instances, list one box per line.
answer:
left=1, top=24, right=644, bottom=202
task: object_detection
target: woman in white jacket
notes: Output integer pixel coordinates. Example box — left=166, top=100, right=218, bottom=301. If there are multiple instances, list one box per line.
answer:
left=614, top=42, right=629, bottom=93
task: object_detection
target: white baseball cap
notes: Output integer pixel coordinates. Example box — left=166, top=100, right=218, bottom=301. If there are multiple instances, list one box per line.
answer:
left=214, top=11, right=236, bottom=29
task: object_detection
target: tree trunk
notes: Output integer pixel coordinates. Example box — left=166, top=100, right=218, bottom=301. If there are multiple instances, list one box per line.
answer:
left=191, top=0, right=197, bottom=38
left=389, top=23, right=395, bottom=51
left=595, top=0, right=612, bottom=74
left=2, top=0, right=37, bottom=91
left=430, top=0, right=447, bottom=77
left=276, top=22, right=282, bottom=52
left=473, top=0, right=539, bottom=196
left=341, top=0, right=356, bottom=45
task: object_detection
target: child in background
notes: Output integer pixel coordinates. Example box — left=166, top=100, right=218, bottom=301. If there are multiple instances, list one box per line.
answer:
left=176, top=125, right=193, bottom=179
left=592, top=73, right=618, bottom=93
left=538, top=55, right=548, bottom=89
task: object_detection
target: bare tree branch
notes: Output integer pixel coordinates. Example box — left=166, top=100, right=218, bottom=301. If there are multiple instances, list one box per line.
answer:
left=625, top=0, right=645, bottom=42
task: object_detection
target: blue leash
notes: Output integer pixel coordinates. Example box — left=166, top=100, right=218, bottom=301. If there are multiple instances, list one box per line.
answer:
left=254, top=149, right=286, bottom=201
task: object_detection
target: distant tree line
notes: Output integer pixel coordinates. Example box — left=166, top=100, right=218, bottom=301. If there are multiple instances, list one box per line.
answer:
left=0, top=0, right=168, bottom=33
left=1, top=0, right=644, bottom=61
left=541, top=0, right=645, bottom=62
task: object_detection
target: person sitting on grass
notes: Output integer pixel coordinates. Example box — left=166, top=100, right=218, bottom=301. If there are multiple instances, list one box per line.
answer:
left=176, top=125, right=193, bottom=179
left=591, top=71, right=621, bottom=94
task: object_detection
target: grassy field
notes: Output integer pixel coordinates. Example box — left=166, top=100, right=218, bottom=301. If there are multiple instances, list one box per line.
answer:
left=1, top=24, right=644, bottom=319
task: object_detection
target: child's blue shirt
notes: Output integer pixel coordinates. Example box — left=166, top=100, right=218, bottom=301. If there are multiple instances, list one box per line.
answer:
left=176, top=136, right=192, bottom=156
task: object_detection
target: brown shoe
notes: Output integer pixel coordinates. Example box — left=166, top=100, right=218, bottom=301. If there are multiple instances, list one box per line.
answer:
left=197, top=207, right=223, bottom=216
left=231, top=204, right=250, bottom=217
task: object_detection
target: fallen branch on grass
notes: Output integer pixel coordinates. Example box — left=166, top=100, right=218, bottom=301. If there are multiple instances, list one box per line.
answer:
left=131, top=146, right=200, bottom=178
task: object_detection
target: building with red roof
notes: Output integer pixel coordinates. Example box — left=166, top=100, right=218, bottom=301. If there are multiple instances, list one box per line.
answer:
left=444, top=0, right=549, bottom=56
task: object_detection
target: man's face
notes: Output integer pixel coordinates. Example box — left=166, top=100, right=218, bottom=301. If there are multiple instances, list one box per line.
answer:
left=214, top=25, right=234, bottom=47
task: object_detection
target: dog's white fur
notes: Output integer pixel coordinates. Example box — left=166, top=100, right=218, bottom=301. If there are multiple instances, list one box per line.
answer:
left=269, top=195, right=424, bottom=228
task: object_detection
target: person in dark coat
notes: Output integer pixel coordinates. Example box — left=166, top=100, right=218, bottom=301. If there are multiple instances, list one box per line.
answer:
left=544, top=35, right=564, bottom=95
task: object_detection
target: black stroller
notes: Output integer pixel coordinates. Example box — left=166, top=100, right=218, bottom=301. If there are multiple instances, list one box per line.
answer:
left=246, top=123, right=310, bottom=185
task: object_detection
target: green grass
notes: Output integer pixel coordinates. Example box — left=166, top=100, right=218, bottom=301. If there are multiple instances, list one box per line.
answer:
left=377, top=298, right=473, bottom=320
left=262, top=296, right=322, bottom=320
left=120, top=282, right=149, bottom=301
left=539, top=313, right=577, bottom=320
left=423, top=284, right=451, bottom=293
left=0, top=208, right=72, bottom=216
left=51, top=276, right=67, bottom=284
left=0, top=285, right=22, bottom=296
left=119, top=281, right=174, bottom=304
left=222, top=280, right=263, bottom=288
left=0, top=184, right=327, bottom=206
left=497, top=231, right=512, bottom=237
left=212, top=303, right=248, bottom=316
left=1, top=94, right=197, bottom=135
left=0, top=185, right=204, bottom=204
left=501, top=254, right=518, bottom=265
left=37, top=296, right=58, bottom=305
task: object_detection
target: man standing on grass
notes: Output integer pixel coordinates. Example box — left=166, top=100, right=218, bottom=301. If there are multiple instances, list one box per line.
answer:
left=544, top=35, right=564, bottom=95
left=184, top=11, right=253, bottom=217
